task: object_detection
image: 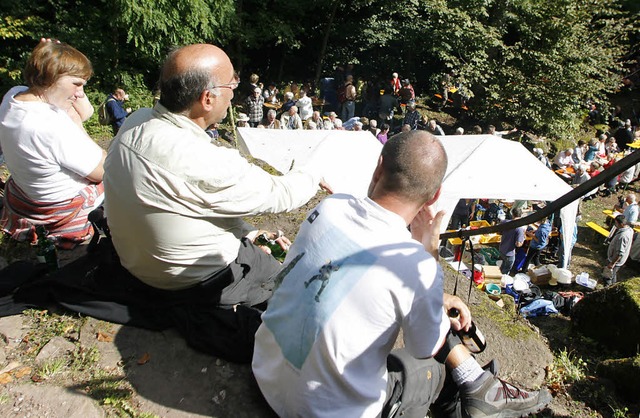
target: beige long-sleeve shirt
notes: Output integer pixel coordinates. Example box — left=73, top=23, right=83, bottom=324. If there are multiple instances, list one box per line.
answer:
left=104, top=104, right=321, bottom=290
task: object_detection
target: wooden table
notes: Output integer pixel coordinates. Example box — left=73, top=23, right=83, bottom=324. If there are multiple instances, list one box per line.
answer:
left=554, top=166, right=575, bottom=179
left=602, top=209, right=640, bottom=233
left=627, top=141, right=640, bottom=149
left=264, top=102, right=282, bottom=111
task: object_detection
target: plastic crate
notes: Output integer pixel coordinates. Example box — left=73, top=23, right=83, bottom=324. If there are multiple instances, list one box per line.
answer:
left=478, top=247, right=501, bottom=266
left=469, top=220, right=491, bottom=229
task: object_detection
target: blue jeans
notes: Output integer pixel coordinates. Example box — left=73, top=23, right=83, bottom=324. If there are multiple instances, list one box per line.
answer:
left=500, top=253, right=515, bottom=275
left=341, top=100, right=355, bottom=121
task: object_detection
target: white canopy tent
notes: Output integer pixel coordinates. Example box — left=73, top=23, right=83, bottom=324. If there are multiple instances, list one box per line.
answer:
left=237, top=129, right=578, bottom=267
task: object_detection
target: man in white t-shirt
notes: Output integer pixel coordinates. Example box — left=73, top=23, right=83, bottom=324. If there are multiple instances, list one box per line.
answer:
left=253, top=131, right=551, bottom=418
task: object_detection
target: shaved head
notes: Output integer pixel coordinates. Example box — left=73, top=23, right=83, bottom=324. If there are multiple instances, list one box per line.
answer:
left=372, top=130, right=448, bottom=206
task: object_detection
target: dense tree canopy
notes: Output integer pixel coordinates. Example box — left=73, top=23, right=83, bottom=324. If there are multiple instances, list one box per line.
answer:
left=0, top=0, right=637, bottom=137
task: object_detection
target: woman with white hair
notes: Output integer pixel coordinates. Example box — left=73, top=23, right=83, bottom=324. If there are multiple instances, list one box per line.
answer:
left=296, top=89, right=313, bottom=121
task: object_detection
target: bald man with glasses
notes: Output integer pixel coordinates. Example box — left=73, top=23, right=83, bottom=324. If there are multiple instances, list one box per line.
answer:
left=104, top=44, right=330, bottom=309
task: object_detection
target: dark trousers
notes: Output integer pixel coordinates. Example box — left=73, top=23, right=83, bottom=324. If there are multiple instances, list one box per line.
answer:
left=382, top=349, right=445, bottom=418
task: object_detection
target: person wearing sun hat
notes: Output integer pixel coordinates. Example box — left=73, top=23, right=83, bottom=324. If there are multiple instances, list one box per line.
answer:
left=237, top=112, right=250, bottom=127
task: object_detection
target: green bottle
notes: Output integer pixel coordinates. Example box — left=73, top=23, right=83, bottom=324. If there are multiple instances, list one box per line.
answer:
left=35, top=226, right=58, bottom=271
left=255, top=233, right=287, bottom=262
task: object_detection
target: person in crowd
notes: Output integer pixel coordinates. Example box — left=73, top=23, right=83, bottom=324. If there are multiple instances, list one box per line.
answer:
left=306, top=121, right=317, bottom=130
left=333, top=118, right=345, bottom=130
left=377, top=123, right=390, bottom=145
left=617, top=164, right=635, bottom=191
left=106, top=88, right=132, bottom=134
left=262, top=82, right=279, bottom=104
left=205, top=122, right=219, bottom=140
left=282, top=92, right=296, bottom=112
left=402, top=100, right=420, bottom=130
left=615, top=119, right=634, bottom=151
left=552, top=149, right=574, bottom=170
left=353, top=121, right=363, bottom=131
left=237, top=112, right=250, bottom=128
left=247, top=73, right=260, bottom=96
left=283, top=82, right=301, bottom=100
left=589, top=161, right=602, bottom=177
left=339, top=75, right=357, bottom=122
left=605, top=215, right=633, bottom=286
left=400, top=124, right=411, bottom=133
left=572, top=165, right=590, bottom=187
left=342, top=116, right=361, bottom=131
left=280, top=105, right=303, bottom=130
left=252, top=130, right=551, bottom=418
left=296, top=88, right=313, bottom=121
left=378, top=88, right=399, bottom=125
left=487, top=125, right=519, bottom=137
left=471, top=125, right=483, bottom=135
left=308, top=111, right=325, bottom=130
left=104, top=43, right=331, bottom=304
left=587, top=103, right=600, bottom=124
left=521, top=217, right=552, bottom=271
left=326, top=111, right=341, bottom=130
left=573, top=140, right=587, bottom=164
left=597, top=133, right=608, bottom=157
left=0, top=39, right=105, bottom=248
left=498, top=207, right=526, bottom=275
left=584, top=138, right=599, bottom=162
left=614, top=193, right=639, bottom=226
left=259, top=109, right=280, bottom=129
left=390, top=72, right=401, bottom=95
left=449, top=198, right=476, bottom=230
left=245, top=87, right=264, bottom=127
left=361, top=80, right=380, bottom=119
left=533, top=148, right=551, bottom=169
left=360, top=116, right=370, bottom=131
left=369, top=119, right=380, bottom=137
left=424, top=119, right=445, bottom=136
left=398, top=78, right=415, bottom=108
left=455, top=127, right=464, bottom=135
left=605, top=137, right=619, bottom=156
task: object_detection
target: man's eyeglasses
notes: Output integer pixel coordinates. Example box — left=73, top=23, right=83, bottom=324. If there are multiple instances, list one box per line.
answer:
left=208, top=81, right=239, bottom=91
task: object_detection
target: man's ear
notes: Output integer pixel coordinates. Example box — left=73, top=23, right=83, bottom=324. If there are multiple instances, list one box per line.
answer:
left=367, top=155, right=384, bottom=197
left=424, top=187, right=442, bottom=207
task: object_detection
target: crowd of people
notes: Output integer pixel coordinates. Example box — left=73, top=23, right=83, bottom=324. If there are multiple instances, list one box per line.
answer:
left=0, top=39, right=555, bottom=417
left=228, top=69, right=497, bottom=147
left=444, top=106, right=640, bottom=284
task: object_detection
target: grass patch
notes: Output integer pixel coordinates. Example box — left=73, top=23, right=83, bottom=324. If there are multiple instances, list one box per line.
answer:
left=70, top=345, right=100, bottom=373
left=37, top=357, right=68, bottom=379
left=78, top=370, right=158, bottom=418
left=22, top=310, right=84, bottom=357
left=547, top=348, right=587, bottom=394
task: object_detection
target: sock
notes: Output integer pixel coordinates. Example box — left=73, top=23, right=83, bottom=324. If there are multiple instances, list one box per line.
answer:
left=451, top=356, right=485, bottom=386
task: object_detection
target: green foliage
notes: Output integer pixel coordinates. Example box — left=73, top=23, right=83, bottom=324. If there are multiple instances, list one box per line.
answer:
left=547, top=348, right=588, bottom=392
left=0, top=0, right=636, bottom=140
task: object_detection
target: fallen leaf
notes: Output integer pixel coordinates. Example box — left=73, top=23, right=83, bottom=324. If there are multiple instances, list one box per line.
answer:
left=137, top=352, right=151, bottom=365
left=0, top=373, right=13, bottom=384
left=96, top=331, right=113, bottom=342
left=13, top=367, right=32, bottom=379
left=0, top=361, right=21, bottom=374
left=31, top=374, right=44, bottom=383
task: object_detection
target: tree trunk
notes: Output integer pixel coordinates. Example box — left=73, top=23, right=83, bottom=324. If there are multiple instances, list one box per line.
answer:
left=314, top=0, right=339, bottom=86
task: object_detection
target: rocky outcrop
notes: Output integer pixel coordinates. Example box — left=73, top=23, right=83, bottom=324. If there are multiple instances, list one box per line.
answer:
left=597, top=354, right=640, bottom=401
left=572, top=277, right=640, bottom=356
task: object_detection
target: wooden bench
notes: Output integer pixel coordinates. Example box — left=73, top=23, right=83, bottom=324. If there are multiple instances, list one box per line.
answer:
left=586, top=221, right=610, bottom=240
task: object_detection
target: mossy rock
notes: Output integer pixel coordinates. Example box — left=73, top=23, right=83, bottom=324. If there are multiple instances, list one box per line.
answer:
left=596, top=354, right=640, bottom=401
left=440, top=264, right=553, bottom=388
left=572, top=277, right=640, bottom=356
